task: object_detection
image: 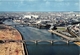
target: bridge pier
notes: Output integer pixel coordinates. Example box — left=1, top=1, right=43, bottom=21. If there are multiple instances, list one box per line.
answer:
left=35, top=40, right=37, bottom=44
left=50, top=40, right=53, bottom=45
left=66, top=40, right=69, bottom=45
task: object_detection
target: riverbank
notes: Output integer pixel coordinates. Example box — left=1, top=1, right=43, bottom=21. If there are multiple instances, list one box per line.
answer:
left=0, top=24, right=26, bottom=55
left=48, top=29, right=80, bottom=46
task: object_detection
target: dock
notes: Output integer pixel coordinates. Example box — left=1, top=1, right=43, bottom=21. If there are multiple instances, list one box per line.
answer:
left=0, top=24, right=28, bottom=55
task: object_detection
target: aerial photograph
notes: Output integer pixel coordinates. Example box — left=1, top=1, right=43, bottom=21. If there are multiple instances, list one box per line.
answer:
left=0, top=0, right=80, bottom=55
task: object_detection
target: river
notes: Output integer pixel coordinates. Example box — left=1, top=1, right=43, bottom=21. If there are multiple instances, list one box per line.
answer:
left=4, top=20, right=80, bottom=55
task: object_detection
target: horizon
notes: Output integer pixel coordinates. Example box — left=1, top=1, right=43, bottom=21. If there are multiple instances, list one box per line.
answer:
left=0, top=11, right=80, bottom=12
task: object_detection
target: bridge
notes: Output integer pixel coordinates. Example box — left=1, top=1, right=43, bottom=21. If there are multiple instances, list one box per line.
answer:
left=0, top=39, right=74, bottom=45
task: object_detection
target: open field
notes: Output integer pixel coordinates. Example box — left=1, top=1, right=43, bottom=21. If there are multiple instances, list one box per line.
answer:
left=0, top=24, right=25, bottom=55
left=0, top=42, right=24, bottom=55
left=0, top=25, right=22, bottom=40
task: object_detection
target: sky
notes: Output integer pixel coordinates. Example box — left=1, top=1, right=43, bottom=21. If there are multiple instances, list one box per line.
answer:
left=0, top=0, right=80, bottom=11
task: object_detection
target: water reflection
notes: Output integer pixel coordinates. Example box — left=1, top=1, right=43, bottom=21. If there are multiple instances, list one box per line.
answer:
left=27, top=43, right=79, bottom=55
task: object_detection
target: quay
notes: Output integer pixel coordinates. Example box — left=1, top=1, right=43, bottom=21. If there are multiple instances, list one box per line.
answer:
left=48, top=30, right=80, bottom=46
left=0, top=24, right=28, bottom=55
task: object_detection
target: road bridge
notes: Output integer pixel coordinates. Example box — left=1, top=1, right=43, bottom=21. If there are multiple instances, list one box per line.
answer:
left=0, top=39, right=74, bottom=45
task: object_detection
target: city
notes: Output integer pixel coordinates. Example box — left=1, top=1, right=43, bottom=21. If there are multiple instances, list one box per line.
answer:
left=0, top=12, right=80, bottom=55
left=0, top=0, right=80, bottom=54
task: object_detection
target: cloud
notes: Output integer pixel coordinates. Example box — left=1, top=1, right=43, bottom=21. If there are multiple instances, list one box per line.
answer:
left=20, top=0, right=24, bottom=4
left=45, top=1, right=50, bottom=5
left=75, top=2, right=79, bottom=6
left=75, top=2, right=80, bottom=10
left=0, top=0, right=36, bottom=2
left=54, top=0, right=64, bottom=2
left=43, top=0, right=47, bottom=1
left=0, top=2, right=1, bottom=5
left=28, top=0, right=36, bottom=1
left=65, top=2, right=70, bottom=6
left=43, top=0, right=51, bottom=1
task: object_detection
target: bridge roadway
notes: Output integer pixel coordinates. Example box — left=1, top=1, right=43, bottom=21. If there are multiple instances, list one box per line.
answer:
left=0, top=39, right=69, bottom=45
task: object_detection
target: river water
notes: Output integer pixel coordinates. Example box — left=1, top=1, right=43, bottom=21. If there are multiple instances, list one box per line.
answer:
left=14, top=26, right=80, bottom=55
left=4, top=20, right=80, bottom=55
left=27, top=44, right=79, bottom=55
